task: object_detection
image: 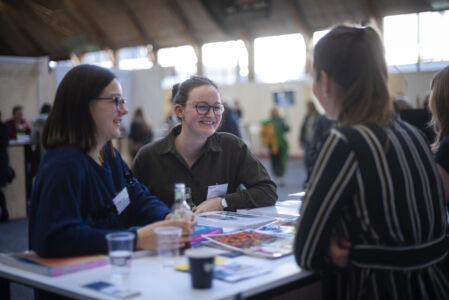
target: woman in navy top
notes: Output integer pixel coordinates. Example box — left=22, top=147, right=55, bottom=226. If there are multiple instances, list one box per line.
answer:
left=29, top=64, right=194, bottom=258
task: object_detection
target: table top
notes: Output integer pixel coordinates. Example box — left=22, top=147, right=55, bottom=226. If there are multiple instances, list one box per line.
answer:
left=0, top=249, right=311, bottom=300
left=0, top=201, right=311, bottom=300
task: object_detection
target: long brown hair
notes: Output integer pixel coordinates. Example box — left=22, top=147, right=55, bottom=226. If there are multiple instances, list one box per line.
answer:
left=43, top=64, right=116, bottom=154
left=313, top=25, right=392, bottom=127
left=429, top=65, right=449, bottom=150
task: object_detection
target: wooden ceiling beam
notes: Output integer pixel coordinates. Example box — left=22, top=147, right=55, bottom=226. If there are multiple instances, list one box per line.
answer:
left=116, top=0, right=158, bottom=49
left=1, top=2, right=47, bottom=56
left=64, top=0, right=116, bottom=50
left=287, top=0, right=312, bottom=40
left=287, top=0, right=313, bottom=74
left=360, top=0, right=382, bottom=30
left=167, top=0, right=202, bottom=47
left=167, top=0, right=204, bottom=74
left=234, top=26, right=255, bottom=82
left=198, top=0, right=231, bottom=37
left=62, top=0, right=102, bottom=50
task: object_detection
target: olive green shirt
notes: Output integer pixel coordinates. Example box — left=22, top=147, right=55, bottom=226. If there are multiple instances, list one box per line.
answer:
left=131, top=126, right=277, bottom=211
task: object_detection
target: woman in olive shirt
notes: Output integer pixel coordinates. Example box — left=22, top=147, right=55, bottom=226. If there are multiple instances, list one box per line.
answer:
left=132, top=76, right=277, bottom=213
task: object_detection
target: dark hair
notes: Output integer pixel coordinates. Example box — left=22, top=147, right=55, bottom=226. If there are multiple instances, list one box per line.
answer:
left=171, top=83, right=180, bottom=102
left=429, top=65, right=449, bottom=150
left=40, top=103, right=51, bottom=114
left=313, top=25, right=391, bottom=127
left=42, top=64, right=116, bottom=153
left=172, top=76, right=218, bottom=106
left=12, top=105, right=23, bottom=115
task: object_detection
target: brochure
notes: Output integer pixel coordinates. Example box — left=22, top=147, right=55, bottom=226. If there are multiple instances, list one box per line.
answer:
left=0, top=251, right=108, bottom=277
left=195, top=211, right=275, bottom=230
left=213, top=260, right=271, bottom=282
left=287, top=191, right=305, bottom=201
left=203, top=230, right=293, bottom=259
left=237, top=205, right=300, bottom=219
left=256, top=219, right=297, bottom=238
left=83, top=281, right=141, bottom=299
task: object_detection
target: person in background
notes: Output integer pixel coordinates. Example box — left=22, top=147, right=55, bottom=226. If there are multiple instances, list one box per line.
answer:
left=294, top=25, right=449, bottom=299
left=261, top=107, right=290, bottom=187
left=128, top=107, right=153, bottom=159
left=5, top=105, right=32, bottom=140
left=30, top=64, right=194, bottom=260
left=234, top=99, right=243, bottom=119
left=299, top=101, right=318, bottom=182
left=394, top=95, right=435, bottom=144
left=218, top=101, right=241, bottom=137
left=0, top=111, right=15, bottom=222
left=429, top=65, right=449, bottom=203
left=30, top=103, right=51, bottom=174
left=132, top=76, right=276, bottom=213
left=302, top=113, right=336, bottom=189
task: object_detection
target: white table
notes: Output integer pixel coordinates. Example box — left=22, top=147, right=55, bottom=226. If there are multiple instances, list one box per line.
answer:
left=0, top=251, right=316, bottom=300
left=0, top=202, right=317, bottom=299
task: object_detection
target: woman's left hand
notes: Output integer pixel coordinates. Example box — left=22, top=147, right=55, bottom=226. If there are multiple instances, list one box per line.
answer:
left=329, top=237, right=352, bottom=268
left=192, top=197, right=222, bottom=213
left=135, top=219, right=196, bottom=251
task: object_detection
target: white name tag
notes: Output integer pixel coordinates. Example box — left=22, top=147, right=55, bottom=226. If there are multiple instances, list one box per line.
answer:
left=207, top=183, right=228, bottom=199
left=113, top=187, right=130, bottom=215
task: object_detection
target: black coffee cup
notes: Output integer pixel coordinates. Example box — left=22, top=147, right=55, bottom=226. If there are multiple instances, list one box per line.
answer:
left=185, top=248, right=215, bottom=289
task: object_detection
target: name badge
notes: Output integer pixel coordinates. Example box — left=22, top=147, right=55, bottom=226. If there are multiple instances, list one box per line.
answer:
left=113, top=187, right=130, bottom=215
left=207, top=183, right=228, bottom=199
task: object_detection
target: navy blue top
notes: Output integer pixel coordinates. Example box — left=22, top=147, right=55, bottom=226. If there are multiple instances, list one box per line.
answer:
left=29, top=145, right=170, bottom=257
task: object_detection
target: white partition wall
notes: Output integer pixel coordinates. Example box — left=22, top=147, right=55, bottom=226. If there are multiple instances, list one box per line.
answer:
left=0, top=56, right=444, bottom=159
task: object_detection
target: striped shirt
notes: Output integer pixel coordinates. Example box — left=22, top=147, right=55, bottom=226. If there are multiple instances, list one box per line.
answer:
left=294, top=120, right=449, bottom=300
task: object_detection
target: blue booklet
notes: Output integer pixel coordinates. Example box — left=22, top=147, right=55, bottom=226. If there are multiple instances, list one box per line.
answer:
left=191, top=224, right=223, bottom=243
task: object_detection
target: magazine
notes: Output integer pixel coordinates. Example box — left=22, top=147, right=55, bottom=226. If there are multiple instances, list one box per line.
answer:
left=0, top=251, right=108, bottom=277
left=256, top=219, right=297, bottom=238
left=203, top=230, right=293, bottom=259
left=195, top=211, right=275, bottom=230
left=191, top=224, right=223, bottom=243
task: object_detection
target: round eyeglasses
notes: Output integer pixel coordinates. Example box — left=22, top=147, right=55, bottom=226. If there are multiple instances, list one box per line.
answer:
left=92, top=96, right=127, bottom=112
left=193, top=102, right=224, bottom=116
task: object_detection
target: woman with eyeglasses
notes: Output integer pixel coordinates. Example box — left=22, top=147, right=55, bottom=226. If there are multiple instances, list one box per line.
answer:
left=29, top=65, right=195, bottom=261
left=294, top=26, right=449, bottom=299
left=132, top=76, right=277, bottom=213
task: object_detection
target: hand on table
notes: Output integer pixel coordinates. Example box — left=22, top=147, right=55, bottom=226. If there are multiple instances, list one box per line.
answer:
left=135, top=219, right=196, bottom=250
left=192, top=197, right=222, bottom=214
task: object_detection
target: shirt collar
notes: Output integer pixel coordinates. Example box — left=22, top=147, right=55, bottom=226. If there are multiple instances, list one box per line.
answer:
left=158, top=125, right=222, bottom=155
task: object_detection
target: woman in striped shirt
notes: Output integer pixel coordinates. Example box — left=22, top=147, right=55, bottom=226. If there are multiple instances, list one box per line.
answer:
left=294, top=25, right=449, bottom=299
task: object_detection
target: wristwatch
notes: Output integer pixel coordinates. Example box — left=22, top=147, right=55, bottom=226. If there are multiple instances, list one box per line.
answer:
left=221, top=197, right=228, bottom=208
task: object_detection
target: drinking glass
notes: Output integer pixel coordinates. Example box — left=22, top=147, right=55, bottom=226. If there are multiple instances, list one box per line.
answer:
left=105, top=232, right=135, bottom=278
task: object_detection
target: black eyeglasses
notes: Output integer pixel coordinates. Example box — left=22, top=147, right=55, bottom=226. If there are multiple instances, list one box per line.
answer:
left=92, top=96, right=127, bottom=112
left=193, top=102, right=224, bottom=115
